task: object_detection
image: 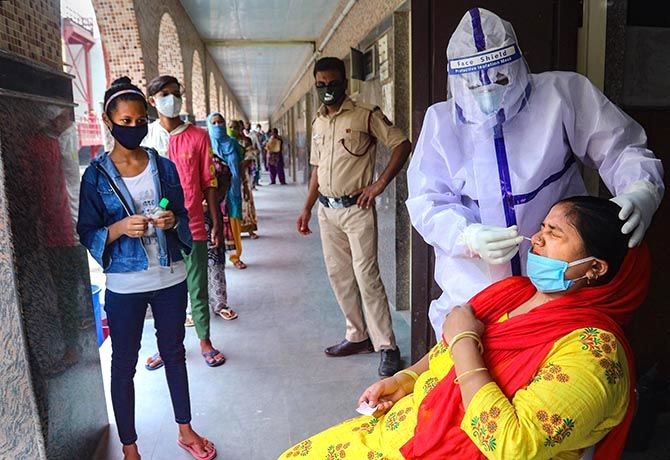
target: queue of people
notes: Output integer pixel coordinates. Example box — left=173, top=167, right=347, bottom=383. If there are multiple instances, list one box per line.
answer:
left=75, top=7, right=665, bottom=460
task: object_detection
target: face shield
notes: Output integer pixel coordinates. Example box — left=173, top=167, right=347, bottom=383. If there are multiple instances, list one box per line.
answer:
left=446, top=8, right=531, bottom=126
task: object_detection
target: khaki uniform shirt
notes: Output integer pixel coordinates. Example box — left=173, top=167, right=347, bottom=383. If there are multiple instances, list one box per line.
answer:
left=310, top=97, right=408, bottom=197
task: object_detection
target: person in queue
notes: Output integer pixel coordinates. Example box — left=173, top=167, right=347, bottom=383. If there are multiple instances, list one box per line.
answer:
left=143, top=75, right=226, bottom=368
left=77, top=77, right=216, bottom=460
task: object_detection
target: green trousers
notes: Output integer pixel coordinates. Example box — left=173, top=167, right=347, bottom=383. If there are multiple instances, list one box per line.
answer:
left=183, top=240, right=210, bottom=340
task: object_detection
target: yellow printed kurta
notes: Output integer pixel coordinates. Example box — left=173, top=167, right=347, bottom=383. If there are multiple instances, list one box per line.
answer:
left=279, top=326, right=629, bottom=459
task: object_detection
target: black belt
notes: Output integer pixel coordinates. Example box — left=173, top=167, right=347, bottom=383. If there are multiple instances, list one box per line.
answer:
left=318, top=193, right=361, bottom=209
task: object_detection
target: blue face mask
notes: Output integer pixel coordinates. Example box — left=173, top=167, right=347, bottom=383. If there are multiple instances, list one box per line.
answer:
left=110, top=122, right=148, bottom=150
left=526, top=250, right=595, bottom=293
left=472, top=84, right=507, bottom=115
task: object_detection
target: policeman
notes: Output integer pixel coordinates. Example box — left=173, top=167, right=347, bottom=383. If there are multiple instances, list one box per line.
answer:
left=297, top=57, right=412, bottom=376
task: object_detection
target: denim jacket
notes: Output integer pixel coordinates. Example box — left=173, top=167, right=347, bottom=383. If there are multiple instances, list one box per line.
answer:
left=77, top=148, right=193, bottom=273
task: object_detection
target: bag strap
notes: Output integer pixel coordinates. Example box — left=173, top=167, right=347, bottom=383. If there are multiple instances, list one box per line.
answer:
left=96, top=164, right=133, bottom=216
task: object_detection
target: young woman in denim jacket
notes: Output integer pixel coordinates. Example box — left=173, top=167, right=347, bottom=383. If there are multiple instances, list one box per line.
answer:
left=77, top=77, right=217, bottom=460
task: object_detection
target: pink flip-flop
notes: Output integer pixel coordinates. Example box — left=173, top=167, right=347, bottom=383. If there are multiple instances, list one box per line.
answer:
left=177, top=439, right=217, bottom=460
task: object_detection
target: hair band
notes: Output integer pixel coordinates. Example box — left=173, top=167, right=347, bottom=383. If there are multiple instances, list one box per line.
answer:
left=104, top=89, right=145, bottom=112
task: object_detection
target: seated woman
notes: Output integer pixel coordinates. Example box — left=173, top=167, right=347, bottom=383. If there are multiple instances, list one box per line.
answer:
left=280, top=196, right=650, bottom=460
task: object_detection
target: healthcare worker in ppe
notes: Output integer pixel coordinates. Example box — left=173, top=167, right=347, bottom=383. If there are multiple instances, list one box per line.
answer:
left=406, top=7, right=665, bottom=338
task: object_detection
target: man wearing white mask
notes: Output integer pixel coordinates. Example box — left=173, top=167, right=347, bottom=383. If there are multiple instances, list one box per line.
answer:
left=141, top=75, right=227, bottom=369
left=407, top=7, right=665, bottom=338
left=143, top=76, right=184, bottom=157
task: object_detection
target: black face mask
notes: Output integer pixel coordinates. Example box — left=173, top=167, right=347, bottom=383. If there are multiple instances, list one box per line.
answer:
left=316, top=81, right=346, bottom=106
left=109, top=122, right=148, bottom=150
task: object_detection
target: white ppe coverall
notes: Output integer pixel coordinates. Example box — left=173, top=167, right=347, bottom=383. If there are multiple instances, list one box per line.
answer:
left=406, top=8, right=665, bottom=337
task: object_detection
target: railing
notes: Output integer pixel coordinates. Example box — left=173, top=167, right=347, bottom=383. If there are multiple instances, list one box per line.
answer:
left=76, top=114, right=102, bottom=148
left=62, top=6, right=95, bottom=34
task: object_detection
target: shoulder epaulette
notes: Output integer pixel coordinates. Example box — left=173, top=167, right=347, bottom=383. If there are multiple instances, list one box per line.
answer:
left=353, top=101, right=378, bottom=112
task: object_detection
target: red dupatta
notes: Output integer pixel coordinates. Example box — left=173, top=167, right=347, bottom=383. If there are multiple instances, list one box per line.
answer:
left=400, top=244, right=651, bottom=459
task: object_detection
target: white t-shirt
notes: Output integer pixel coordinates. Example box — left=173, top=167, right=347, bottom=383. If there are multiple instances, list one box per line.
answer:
left=105, top=163, right=187, bottom=294
left=142, top=120, right=192, bottom=157
left=142, top=121, right=170, bottom=157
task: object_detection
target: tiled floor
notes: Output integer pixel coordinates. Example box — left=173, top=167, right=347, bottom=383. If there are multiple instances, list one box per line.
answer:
left=92, top=177, right=410, bottom=460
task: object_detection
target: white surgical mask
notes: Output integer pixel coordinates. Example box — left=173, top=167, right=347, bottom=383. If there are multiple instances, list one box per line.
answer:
left=154, top=94, right=182, bottom=118
left=472, top=84, right=507, bottom=115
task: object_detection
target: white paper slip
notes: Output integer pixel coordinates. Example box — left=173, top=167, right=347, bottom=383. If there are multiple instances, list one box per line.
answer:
left=356, top=401, right=379, bottom=416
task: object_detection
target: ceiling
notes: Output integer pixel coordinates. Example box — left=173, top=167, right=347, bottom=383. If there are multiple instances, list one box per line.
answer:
left=180, top=0, right=342, bottom=122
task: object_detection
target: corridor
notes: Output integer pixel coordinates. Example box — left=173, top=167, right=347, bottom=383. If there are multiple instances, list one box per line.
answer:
left=93, top=178, right=410, bottom=460
left=3, top=1, right=670, bottom=458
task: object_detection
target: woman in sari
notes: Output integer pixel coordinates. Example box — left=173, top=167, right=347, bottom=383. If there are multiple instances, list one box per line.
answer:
left=280, top=195, right=650, bottom=460
left=206, top=113, right=247, bottom=269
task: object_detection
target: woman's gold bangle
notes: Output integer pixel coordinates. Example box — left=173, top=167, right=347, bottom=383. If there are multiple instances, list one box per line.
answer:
left=448, top=331, right=483, bottom=357
left=394, top=369, right=419, bottom=383
left=454, top=367, right=488, bottom=384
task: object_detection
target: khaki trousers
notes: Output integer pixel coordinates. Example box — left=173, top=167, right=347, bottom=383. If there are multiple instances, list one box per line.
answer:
left=318, top=204, right=396, bottom=351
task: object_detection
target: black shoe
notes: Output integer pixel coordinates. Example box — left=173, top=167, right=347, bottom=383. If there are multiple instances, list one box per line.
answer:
left=378, top=347, right=402, bottom=377
left=324, top=338, right=374, bottom=357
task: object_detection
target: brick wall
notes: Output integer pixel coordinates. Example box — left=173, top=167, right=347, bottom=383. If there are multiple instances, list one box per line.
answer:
left=92, top=0, right=245, bottom=120
left=0, top=0, right=62, bottom=69
left=92, top=0, right=145, bottom=89
left=191, top=49, right=206, bottom=120
left=132, top=0, right=244, bottom=120
left=272, top=0, right=405, bottom=122
left=208, top=72, right=217, bottom=115
left=157, top=12, right=183, bottom=79
left=155, top=11, right=191, bottom=113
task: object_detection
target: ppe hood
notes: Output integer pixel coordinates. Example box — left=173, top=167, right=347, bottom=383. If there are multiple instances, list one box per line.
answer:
left=446, top=8, right=531, bottom=126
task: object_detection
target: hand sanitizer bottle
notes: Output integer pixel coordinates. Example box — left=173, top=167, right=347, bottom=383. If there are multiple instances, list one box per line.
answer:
left=151, top=198, right=170, bottom=220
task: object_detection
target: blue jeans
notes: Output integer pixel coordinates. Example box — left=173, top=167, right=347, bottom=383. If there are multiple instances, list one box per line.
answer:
left=105, top=281, right=191, bottom=445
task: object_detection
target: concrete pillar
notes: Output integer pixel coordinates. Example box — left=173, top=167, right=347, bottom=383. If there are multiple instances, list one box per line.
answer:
left=305, top=92, right=314, bottom=185
left=393, top=10, right=411, bottom=311
left=289, top=106, right=297, bottom=183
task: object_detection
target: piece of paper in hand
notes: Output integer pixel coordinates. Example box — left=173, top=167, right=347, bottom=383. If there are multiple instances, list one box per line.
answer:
left=356, top=401, right=379, bottom=416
